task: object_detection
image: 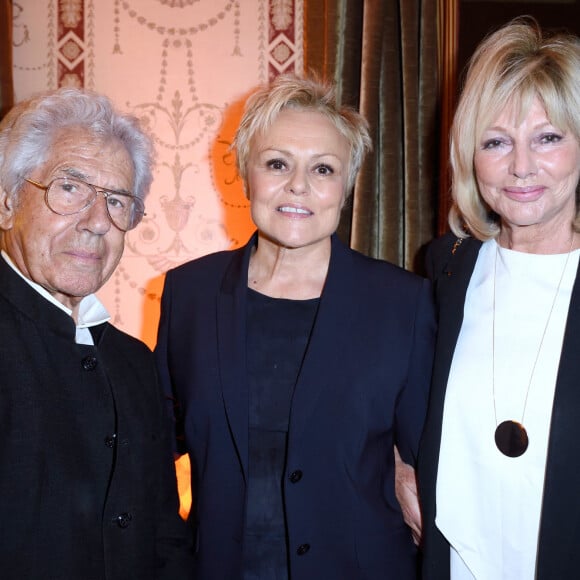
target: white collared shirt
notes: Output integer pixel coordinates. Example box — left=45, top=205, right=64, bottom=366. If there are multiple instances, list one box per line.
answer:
left=1, top=250, right=111, bottom=346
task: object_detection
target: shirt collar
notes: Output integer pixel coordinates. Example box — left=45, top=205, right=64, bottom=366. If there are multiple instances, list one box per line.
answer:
left=1, top=250, right=111, bottom=342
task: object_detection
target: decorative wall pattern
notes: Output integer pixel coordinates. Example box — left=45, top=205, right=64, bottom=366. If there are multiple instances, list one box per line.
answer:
left=12, top=0, right=304, bottom=348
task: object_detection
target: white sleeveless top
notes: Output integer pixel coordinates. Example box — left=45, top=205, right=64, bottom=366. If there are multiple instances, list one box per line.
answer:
left=435, top=239, right=579, bottom=579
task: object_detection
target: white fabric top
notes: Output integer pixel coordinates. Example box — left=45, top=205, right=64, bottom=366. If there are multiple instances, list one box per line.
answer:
left=436, top=238, right=579, bottom=579
left=1, top=250, right=110, bottom=346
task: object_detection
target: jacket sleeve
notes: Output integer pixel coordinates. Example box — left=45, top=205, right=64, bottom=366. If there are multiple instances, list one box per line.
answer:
left=394, top=276, right=437, bottom=466
left=151, top=270, right=196, bottom=575
left=155, top=391, right=196, bottom=579
left=154, top=270, right=188, bottom=458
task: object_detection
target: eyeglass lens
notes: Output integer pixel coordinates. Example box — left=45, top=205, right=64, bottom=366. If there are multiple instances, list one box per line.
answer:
left=48, top=177, right=143, bottom=231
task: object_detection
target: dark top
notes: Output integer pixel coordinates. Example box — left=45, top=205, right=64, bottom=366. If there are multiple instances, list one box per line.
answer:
left=243, top=288, right=319, bottom=580
left=0, top=257, right=193, bottom=580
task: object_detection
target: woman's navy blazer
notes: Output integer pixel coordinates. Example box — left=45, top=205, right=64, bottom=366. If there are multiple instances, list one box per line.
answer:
left=156, top=232, right=436, bottom=579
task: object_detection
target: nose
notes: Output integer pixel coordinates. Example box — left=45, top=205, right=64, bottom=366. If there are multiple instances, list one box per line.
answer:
left=510, top=144, right=537, bottom=179
left=286, top=166, right=309, bottom=195
left=77, top=192, right=113, bottom=234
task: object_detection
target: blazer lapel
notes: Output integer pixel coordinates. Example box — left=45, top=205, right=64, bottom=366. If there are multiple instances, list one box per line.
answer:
left=537, top=258, right=580, bottom=572
left=288, top=235, right=357, bottom=441
left=216, top=234, right=257, bottom=481
left=432, top=238, right=482, bottom=399
left=422, top=238, right=482, bottom=484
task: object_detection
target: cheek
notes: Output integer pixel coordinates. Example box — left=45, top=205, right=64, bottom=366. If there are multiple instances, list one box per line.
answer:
left=13, top=213, right=56, bottom=254
left=555, top=158, right=580, bottom=185
left=97, top=238, right=125, bottom=284
left=474, top=155, right=497, bottom=185
left=246, top=173, right=262, bottom=201
left=248, top=175, right=279, bottom=204
left=474, top=155, right=505, bottom=200
left=106, top=233, right=125, bottom=262
left=320, top=184, right=347, bottom=209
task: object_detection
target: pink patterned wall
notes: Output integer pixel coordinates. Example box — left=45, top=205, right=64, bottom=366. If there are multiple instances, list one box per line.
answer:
left=13, top=0, right=304, bottom=348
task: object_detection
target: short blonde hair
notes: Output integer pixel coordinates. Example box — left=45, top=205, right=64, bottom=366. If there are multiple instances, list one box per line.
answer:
left=232, top=74, right=372, bottom=194
left=448, top=17, right=580, bottom=239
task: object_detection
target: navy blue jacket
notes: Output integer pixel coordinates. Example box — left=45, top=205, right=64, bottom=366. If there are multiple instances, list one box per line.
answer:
left=156, top=233, right=436, bottom=579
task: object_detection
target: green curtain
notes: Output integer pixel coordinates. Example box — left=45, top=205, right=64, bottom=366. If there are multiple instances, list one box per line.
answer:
left=0, top=0, right=14, bottom=120
left=305, top=0, right=439, bottom=272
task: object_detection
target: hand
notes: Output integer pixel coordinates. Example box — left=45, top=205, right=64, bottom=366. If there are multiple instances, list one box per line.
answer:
left=394, top=446, right=422, bottom=546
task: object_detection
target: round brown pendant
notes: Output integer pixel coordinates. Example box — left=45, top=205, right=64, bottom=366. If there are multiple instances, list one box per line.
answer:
left=495, top=420, right=528, bottom=457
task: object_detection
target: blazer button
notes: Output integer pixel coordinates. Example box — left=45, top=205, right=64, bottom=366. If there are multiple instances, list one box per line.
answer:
left=289, top=470, right=303, bottom=483
left=296, top=543, right=310, bottom=556
left=104, top=434, right=117, bottom=448
left=114, top=512, right=133, bottom=528
left=81, top=355, right=98, bottom=371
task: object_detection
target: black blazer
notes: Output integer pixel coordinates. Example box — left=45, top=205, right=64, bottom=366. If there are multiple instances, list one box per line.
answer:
left=0, top=258, right=193, bottom=580
left=418, top=232, right=580, bottom=579
left=155, top=232, right=436, bottom=579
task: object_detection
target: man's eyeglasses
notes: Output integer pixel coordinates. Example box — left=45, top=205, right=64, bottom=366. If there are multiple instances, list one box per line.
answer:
left=25, top=176, right=146, bottom=232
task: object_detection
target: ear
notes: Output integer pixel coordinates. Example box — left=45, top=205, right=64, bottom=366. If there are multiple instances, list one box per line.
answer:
left=0, top=186, right=16, bottom=230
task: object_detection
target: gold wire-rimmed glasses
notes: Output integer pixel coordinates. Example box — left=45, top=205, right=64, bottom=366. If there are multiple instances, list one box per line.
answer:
left=25, top=176, right=146, bottom=232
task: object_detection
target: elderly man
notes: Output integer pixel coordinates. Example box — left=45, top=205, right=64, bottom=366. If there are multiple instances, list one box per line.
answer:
left=0, top=89, right=192, bottom=579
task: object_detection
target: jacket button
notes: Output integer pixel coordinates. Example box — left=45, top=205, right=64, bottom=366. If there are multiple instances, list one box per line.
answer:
left=296, top=543, right=310, bottom=556
left=81, top=356, right=98, bottom=371
left=289, top=470, right=303, bottom=483
left=114, top=512, right=132, bottom=528
left=104, top=434, right=117, bottom=448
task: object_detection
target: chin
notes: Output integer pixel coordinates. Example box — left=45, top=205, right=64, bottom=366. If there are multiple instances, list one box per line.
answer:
left=59, top=277, right=104, bottom=297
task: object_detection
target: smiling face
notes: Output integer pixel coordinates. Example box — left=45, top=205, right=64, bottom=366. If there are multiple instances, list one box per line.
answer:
left=246, top=108, right=351, bottom=251
left=0, top=127, right=134, bottom=312
left=474, top=97, right=580, bottom=242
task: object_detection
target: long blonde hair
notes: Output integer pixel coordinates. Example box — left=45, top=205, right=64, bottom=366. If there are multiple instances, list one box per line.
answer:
left=449, top=17, right=580, bottom=239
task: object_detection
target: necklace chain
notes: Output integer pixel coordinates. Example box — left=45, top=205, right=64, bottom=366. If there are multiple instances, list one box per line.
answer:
left=492, top=234, right=575, bottom=427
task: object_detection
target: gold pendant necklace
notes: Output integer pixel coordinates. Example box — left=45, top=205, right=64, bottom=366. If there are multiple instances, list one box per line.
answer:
left=492, top=234, right=574, bottom=458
